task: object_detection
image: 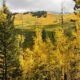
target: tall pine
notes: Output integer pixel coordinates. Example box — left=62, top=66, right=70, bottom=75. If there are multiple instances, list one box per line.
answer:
left=0, top=1, right=19, bottom=80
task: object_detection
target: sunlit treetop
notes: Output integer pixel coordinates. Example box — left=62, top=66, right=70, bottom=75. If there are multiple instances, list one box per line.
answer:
left=3, top=5, right=11, bottom=15
left=0, top=10, right=7, bottom=22
left=1, top=0, right=11, bottom=16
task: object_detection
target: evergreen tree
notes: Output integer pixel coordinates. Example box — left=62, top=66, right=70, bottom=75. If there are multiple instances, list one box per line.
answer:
left=74, top=0, right=80, bottom=9
left=0, top=4, right=19, bottom=80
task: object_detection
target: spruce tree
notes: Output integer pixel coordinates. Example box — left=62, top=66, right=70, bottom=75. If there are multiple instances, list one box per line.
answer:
left=0, top=2, right=19, bottom=80
left=74, top=0, right=80, bottom=9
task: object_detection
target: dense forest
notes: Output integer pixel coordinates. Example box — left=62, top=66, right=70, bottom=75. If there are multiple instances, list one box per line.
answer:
left=0, top=0, right=80, bottom=80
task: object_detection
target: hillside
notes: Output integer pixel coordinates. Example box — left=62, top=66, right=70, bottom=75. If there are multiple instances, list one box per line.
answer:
left=14, top=12, right=77, bottom=26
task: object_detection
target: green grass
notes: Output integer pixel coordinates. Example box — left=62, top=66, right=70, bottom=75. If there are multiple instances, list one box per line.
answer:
left=15, top=21, right=75, bottom=31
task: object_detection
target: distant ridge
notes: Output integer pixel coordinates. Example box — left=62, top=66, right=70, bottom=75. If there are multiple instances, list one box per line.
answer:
left=14, top=11, right=77, bottom=26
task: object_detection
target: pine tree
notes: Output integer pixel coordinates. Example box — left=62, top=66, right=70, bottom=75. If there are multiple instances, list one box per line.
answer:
left=0, top=3, right=19, bottom=80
